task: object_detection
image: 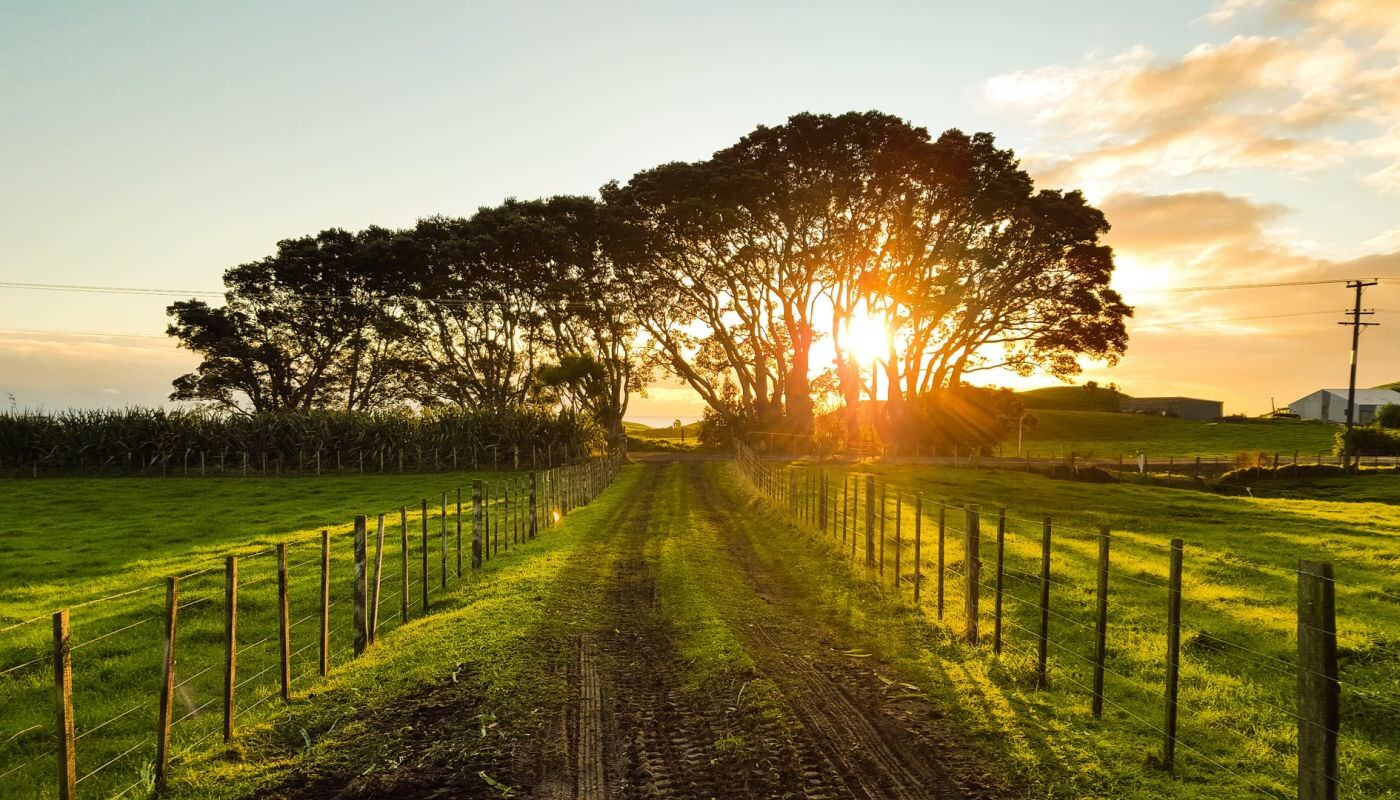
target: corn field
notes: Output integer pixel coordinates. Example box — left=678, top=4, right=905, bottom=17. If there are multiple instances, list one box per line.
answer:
left=0, top=407, right=599, bottom=475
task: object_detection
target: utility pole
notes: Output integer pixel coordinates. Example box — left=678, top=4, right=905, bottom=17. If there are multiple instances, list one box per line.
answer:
left=1339, top=279, right=1379, bottom=470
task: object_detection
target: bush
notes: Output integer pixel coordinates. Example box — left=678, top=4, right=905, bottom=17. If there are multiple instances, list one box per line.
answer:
left=1232, top=451, right=1271, bottom=469
left=1220, top=464, right=1347, bottom=483
left=697, top=407, right=735, bottom=449
left=1036, top=464, right=1118, bottom=483
left=1335, top=426, right=1400, bottom=457
left=1377, top=404, right=1400, bottom=429
left=888, top=386, right=1024, bottom=456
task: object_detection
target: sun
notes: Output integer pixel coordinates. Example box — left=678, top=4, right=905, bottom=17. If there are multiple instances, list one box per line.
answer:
left=845, top=308, right=888, bottom=365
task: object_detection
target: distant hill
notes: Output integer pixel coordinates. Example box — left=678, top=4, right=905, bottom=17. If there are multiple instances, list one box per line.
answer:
left=1375, top=381, right=1400, bottom=392
left=1017, top=385, right=1125, bottom=411
left=628, top=420, right=702, bottom=440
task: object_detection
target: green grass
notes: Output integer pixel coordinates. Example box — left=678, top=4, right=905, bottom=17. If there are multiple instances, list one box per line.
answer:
left=773, top=460, right=1400, bottom=798
left=164, top=465, right=642, bottom=800
left=0, top=469, right=537, bottom=799
left=1018, top=384, right=1126, bottom=411
left=629, top=420, right=701, bottom=441
left=1020, top=410, right=1340, bottom=459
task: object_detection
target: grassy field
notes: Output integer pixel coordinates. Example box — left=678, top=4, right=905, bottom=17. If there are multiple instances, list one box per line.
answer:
left=0, top=469, right=538, bottom=799
left=1018, top=410, right=1340, bottom=459
left=1018, top=384, right=1125, bottom=411
left=777, top=459, right=1400, bottom=797
left=5, top=458, right=1397, bottom=798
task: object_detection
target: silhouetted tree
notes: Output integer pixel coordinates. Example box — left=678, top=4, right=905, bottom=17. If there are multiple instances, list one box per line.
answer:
left=166, top=227, right=412, bottom=413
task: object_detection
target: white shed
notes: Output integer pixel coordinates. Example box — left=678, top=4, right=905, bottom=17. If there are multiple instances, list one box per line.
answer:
left=1288, top=388, right=1400, bottom=424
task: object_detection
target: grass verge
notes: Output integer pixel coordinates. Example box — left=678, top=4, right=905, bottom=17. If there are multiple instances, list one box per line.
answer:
left=764, top=461, right=1399, bottom=798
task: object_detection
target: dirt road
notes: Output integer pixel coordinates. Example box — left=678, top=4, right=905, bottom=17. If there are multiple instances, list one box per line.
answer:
left=541, top=461, right=1005, bottom=800
left=249, top=461, right=1008, bottom=800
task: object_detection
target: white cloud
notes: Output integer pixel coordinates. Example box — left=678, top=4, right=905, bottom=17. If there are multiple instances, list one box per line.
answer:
left=984, top=5, right=1400, bottom=191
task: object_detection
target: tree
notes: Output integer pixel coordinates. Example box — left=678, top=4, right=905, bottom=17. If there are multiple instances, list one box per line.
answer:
left=707, top=111, right=930, bottom=435
left=167, top=227, right=412, bottom=413
left=531, top=196, right=649, bottom=443
left=397, top=198, right=646, bottom=441
left=873, top=130, right=1130, bottom=419
left=396, top=210, right=546, bottom=410
left=606, top=112, right=931, bottom=435
left=604, top=160, right=788, bottom=432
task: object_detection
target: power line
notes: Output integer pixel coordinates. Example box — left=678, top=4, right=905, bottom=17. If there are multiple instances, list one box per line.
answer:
left=0, top=281, right=223, bottom=297
left=1163, top=279, right=1350, bottom=292
left=0, top=327, right=168, bottom=339
left=0, top=280, right=602, bottom=310
left=1131, top=309, right=1342, bottom=331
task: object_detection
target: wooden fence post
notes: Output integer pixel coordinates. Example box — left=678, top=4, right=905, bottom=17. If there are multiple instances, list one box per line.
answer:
left=850, top=476, right=859, bottom=559
left=353, top=516, right=367, bottom=656
left=530, top=473, right=538, bottom=539
left=277, top=543, right=291, bottom=703
left=1092, top=527, right=1111, bottom=718
left=893, top=493, right=902, bottom=590
left=994, top=509, right=1006, bottom=656
left=440, top=493, right=448, bottom=590
left=399, top=507, right=409, bottom=624
left=937, top=504, right=947, bottom=621
left=864, top=476, right=876, bottom=567
left=913, top=494, right=923, bottom=603
left=52, top=609, right=76, bottom=800
left=421, top=499, right=430, bottom=612
left=964, top=506, right=980, bottom=645
left=319, top=531, right=329, bottom=678
left=369, top=515, right=385, bottom=643
left=456, top=488, right=463, bottom=576
left=842, top=476, right=850, bottom=546
left=878, top=484, right=887, bottom=575
left=1298, top=560, right=1339, bottom=800
left=224, top=556, right=238, bottom=740
left=1163, top=538, right=1184, bottom=770
left=472, top=481, right=483, bottom=569
left=155, top=576, right=179, bottom=793
left=1037, top=516, right=1051, bottom=689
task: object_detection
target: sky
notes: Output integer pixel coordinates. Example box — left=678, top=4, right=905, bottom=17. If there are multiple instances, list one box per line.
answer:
left=2, top=0, right=1398, bottom=420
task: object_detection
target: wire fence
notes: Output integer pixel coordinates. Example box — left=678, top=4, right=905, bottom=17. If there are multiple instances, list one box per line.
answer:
left=0, top=450, right=624, bottom=799
left=743, top=430, right=1400, bottom=481
left=735, top=443, right=1397, bottom=799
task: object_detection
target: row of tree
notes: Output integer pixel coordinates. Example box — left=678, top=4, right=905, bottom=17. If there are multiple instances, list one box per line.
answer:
left=169, top=111, right=1131, bottom=445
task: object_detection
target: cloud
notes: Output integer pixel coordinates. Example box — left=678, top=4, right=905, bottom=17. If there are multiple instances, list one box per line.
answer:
left=984, top=4, right=1400, bottom=191
left=1101, top=190, right=1287, bottom=252
left=1363, top=225, right=1400, bottom=252
left=0, top=332, right=194, bottom=409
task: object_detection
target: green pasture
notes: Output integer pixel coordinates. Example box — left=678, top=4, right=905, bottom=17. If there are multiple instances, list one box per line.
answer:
left=775, top=460, right=1400, bottom=797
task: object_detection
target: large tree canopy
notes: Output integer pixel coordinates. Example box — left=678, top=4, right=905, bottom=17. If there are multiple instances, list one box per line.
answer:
left=168, top=110, right=1130, bottom=449
left=167, top=227, right=411, bottom=413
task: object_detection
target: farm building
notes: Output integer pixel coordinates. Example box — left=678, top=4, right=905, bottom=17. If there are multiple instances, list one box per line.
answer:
left=1287, top=388, right=1400, bottom=424
left=1118, top=396, right=1224, bottom=421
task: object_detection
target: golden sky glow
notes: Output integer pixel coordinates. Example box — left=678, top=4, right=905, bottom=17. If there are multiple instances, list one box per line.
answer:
left=2, top=1, right=1398, bottom=418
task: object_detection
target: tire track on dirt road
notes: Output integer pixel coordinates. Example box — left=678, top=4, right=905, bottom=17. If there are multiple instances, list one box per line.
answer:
left=688, top=461, right=1009, bottom=800
left=586, top=462, right=732, bottom=800
left=566, top=461, right=842, bottom=800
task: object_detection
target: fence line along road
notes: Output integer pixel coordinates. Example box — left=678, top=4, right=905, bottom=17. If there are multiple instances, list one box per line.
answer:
left=735, top=442, right=1377, bottom=800
left=1, top=450, right=623, bottom=799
